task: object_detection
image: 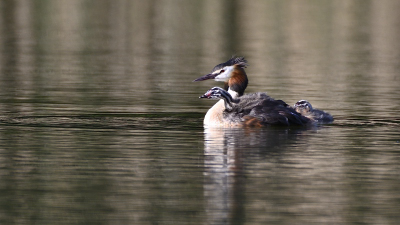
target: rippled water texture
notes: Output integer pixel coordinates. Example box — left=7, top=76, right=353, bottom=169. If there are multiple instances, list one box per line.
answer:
left=0, top=0, right=399, bottom=224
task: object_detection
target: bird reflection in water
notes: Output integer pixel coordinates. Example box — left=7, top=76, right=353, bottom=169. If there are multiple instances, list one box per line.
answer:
left=202, top=126, right=307, bottom=224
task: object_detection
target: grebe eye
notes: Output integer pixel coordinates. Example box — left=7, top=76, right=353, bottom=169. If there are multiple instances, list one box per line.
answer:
left=220, top=70, right=225, bottom=73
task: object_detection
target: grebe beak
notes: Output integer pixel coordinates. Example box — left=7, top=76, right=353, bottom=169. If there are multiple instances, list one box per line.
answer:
left=193, top=73, right=218, bottom=82
left=199, top=90, right=213, bottom=99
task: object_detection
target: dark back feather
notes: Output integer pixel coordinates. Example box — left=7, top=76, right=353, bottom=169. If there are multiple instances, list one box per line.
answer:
left=223, top=92, right=310, bottom=126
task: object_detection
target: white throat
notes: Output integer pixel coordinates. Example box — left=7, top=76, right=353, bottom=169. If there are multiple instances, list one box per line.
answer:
left=228, top=88, right=239, bottom=98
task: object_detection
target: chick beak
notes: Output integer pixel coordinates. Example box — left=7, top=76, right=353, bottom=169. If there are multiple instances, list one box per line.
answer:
left=199, top=90, right=213, bottom=99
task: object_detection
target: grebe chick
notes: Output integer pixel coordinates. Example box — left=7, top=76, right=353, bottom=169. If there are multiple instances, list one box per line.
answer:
left=200, top=87, right=310, bottom=127
left=294, top=100, right=334, bottom=123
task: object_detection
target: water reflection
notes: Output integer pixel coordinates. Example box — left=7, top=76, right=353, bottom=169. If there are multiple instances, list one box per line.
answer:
left=203, top=127, right=308, bottom=224
left=202, top=124, right=400, bottom=224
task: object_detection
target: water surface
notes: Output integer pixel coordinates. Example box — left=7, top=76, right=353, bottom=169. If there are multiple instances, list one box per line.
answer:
left=0, top=0, right=400, bottom=224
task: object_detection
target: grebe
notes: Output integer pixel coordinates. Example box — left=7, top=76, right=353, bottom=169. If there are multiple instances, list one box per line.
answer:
left=194, top=56, right=249, bottom=126
left=200, top=87, right=310, bottom=127
left=294, top=100, right=334, bottom=123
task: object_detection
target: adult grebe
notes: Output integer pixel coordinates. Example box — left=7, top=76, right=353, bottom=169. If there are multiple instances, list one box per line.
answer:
left=194, top=56, right=249, bottom=126
left=294, top=100, right=334, bottom=123
left=200, top=87, right=310, bottom=127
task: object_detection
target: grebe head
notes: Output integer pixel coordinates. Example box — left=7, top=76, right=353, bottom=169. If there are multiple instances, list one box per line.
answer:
left=294, top=100, right=313, bottom=113
left=194, top=56, right=249, bottom=98
left=199, top=87, right=234, bottom=109
left=200, top=87, right=232, bottom=100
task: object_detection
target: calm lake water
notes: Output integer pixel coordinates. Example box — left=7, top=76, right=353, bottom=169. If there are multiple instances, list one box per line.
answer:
left=1, top=0, right=400, bottom=224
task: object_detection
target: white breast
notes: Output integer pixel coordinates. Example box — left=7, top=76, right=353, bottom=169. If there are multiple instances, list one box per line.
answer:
left=203, top=99, right=225, bottom=127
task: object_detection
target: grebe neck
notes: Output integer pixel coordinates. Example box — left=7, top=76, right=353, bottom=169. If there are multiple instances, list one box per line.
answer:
left=228, top=88, right=239, bottom=99
left=227, top=66, right=248, bottom=97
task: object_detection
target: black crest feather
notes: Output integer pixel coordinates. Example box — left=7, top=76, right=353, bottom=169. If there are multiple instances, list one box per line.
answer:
left=211, top=56, right=248, bottom=72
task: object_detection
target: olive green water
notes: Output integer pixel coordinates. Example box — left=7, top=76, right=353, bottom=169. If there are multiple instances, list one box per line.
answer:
left=0, top=1, right=399, bottom=224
